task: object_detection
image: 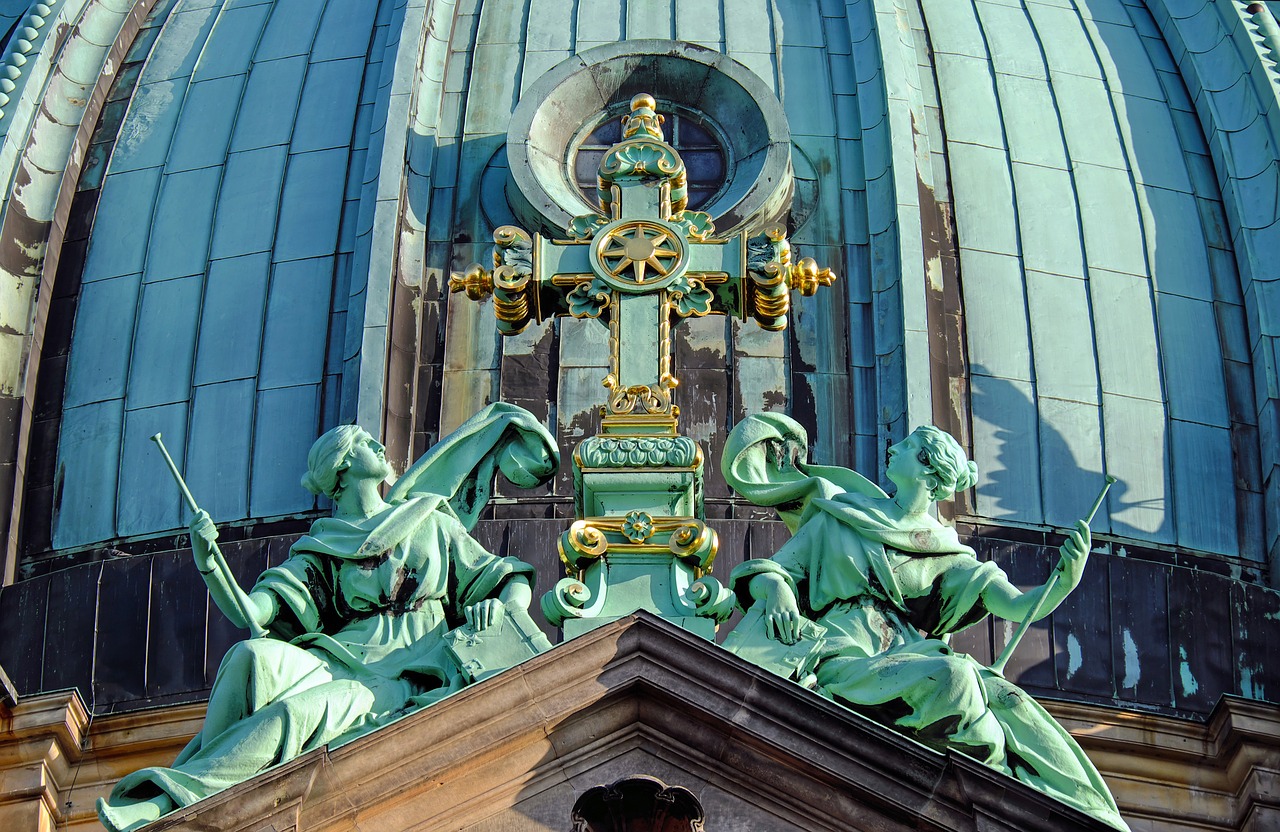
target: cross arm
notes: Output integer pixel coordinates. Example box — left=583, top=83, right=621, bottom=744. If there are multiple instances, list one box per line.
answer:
left=447, top=226, right=595, bottom=335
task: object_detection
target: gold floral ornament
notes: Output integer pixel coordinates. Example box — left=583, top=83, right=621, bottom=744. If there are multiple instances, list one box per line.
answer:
left=621, top=510, right=656, bottom=543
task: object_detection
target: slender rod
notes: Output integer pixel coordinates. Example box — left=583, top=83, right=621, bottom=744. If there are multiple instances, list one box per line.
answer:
left=989, top=475, right=1117, bottom=675
left=151, top=433, right=267, bottom=638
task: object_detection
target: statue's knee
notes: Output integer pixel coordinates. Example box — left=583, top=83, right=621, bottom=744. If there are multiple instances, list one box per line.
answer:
left=216, top=638, right=278, bottom=682
left=929, top=658, right=988, bottom=711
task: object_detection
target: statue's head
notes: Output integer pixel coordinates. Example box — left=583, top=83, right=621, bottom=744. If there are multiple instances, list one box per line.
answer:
left=888, top=426, right=977, bottom=502
left=301, top=424, right=392, bottom=500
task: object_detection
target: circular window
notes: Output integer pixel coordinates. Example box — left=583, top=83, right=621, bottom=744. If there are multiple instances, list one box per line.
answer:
left=507, top=41, right=793, bottom=236
left=570, top=104, right=728, bottom=211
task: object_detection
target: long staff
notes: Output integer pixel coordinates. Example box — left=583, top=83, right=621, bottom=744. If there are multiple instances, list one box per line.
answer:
left=989, top=475, right=1116, bottom=675
left=151, top=433, right=267, bottom=638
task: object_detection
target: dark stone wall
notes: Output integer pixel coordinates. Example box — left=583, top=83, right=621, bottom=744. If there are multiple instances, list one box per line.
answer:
left=2, top=515, right=1276, bottom=719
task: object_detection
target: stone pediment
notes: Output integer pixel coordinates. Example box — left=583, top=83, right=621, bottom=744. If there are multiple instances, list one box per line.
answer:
left=141, top=614, right=1118, bottom=832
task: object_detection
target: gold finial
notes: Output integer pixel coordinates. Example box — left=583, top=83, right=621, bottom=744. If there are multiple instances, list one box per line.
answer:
left=621, top=92, right=664, bottom=141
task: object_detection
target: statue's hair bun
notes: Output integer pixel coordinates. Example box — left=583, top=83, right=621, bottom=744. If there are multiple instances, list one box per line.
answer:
left=302, top=424, right=364, bottom=498
left=957, top=459, right=979, bottom=493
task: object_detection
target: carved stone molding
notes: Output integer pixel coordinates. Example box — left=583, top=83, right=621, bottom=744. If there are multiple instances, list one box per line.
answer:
left=2, top=617, right=1279, bottom=831
left=571, top=775, right=705, bottom=832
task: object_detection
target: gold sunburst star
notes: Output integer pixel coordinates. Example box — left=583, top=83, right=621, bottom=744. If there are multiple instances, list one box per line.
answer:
left=599, top=222, right=681, bottom=285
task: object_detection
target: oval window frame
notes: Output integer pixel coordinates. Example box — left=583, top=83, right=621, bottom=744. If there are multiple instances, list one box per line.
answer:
left=507, top=40, right=793, bottom=236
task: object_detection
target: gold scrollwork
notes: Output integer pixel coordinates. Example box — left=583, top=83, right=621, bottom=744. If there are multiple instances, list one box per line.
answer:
left=568, top=521, right=609, bottom=557
left=494, top=225, right=530, bottom=250
left=607, top=383, right=672, bottom=416
left=669, top=522, right=704, bottom=555
left=669, top=521, right=719, bottom=571
left=493, top=265, right=531, bottom=326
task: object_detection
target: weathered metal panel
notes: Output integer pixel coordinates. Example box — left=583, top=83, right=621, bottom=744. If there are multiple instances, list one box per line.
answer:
left=145, top=549, right=209, bottom=699
left=194, top=253, right=271, bottom=385
left=117, top=404, right=188, bottom=538
left=0, top=575, right=48, bottom=694
left=250, top=385, right=321, bottom=518
left=1087, top=267, right=1164, bottom=402
left=935, top=52, right=1003, bottom=149
left=147, top=167, right=222, bottom=283
left=1014, top=165, right=1085, bottom=279
left=53, top=400, right=125, bottom=549
left=969, top=374, right=1042, bottom=523
left=193, top=2, right=271, bottom=81
left=1170, top=419, right=1238, bottom=555
left=1101, top=392, right=1172, bottom=541
left=167, top=75, right=247, bottom=173
left=211, top=147, right=288, bottom=259
left=273, top=148, right=350, bottom=262
left=1157, top=292, right=1229, bottom=427
left=1170, top=567, right=1233, bottom=712
left=1231, top=578, right=1280, bottom=701
left=127, top=275, right=203, bottom=409
left=186, top=380, right=256, bottom=522
left=1075, top=162, right=1147, bottom=277
left=1037, top=397, right=1107, bottom=531
left=63, top=273, right=142, bottom=408
left=93, top=555, right=152, bottom=706
left=258, top=257, right=335, bottom=389
left=1025, top=270, right=1097, bottom=404
left=996, top=73, right=1067, bottom=169
left=1049, top=536, right=1114, bottom=698
left=256, top=0, right=328, bottom=62
left=229, top=56, right=309, bottom=152
left=80, top=168, right=163, bottom=282
left=1109, top=555, right=1173, bottom=705
left=41, top=562, right=102, bottom=696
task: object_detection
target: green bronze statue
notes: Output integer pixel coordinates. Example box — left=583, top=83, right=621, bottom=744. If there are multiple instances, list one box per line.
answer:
left=97, top=403, right=557, bottom=832
left=721, top=413, right=1129, bottom=831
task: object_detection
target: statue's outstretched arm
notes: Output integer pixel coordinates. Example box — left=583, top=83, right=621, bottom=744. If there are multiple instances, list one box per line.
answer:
left=388, top=403, right=558, bottom=530
left=190, top=510, right=278, bottom=633
left=979, top=519, right=1090, bottom=624
left=723, top=413, right=885, bottom=532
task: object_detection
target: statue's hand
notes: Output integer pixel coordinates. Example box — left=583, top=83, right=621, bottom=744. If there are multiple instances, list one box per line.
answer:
left=465, top=598, right=506, bottom=632
left=1055, top=519, right=1091, bottom=592
left=763, top=590, right=803, bottom=645
left=189, top=510, right=218, bottom=574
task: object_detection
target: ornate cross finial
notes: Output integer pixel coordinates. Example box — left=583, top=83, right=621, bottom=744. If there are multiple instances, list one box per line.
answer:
left=449, top=94, right=836, bottom=637
left=621, top=93, right=665, bottom=140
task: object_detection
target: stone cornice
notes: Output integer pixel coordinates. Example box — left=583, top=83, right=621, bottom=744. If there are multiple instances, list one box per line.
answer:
left=133, top=615, right=1121, bottom=832
left=2, top=619, right=1278, bottom=831
left=0, top=689, right=202, bottom=831
left=1043, top=696, right=1280, bottom=830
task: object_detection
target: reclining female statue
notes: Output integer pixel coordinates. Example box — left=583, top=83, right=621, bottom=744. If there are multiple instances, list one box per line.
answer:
left=722, top=413, right=1128, bottom=830
left=97, top=403, right=558, bottom=832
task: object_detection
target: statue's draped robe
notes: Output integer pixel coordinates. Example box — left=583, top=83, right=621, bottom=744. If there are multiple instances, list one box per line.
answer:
left=724, top=413, right=1128, bottom=831
left=103, top=499, right=532, bottom=814
left=99, top=403, right=557, bottom=829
